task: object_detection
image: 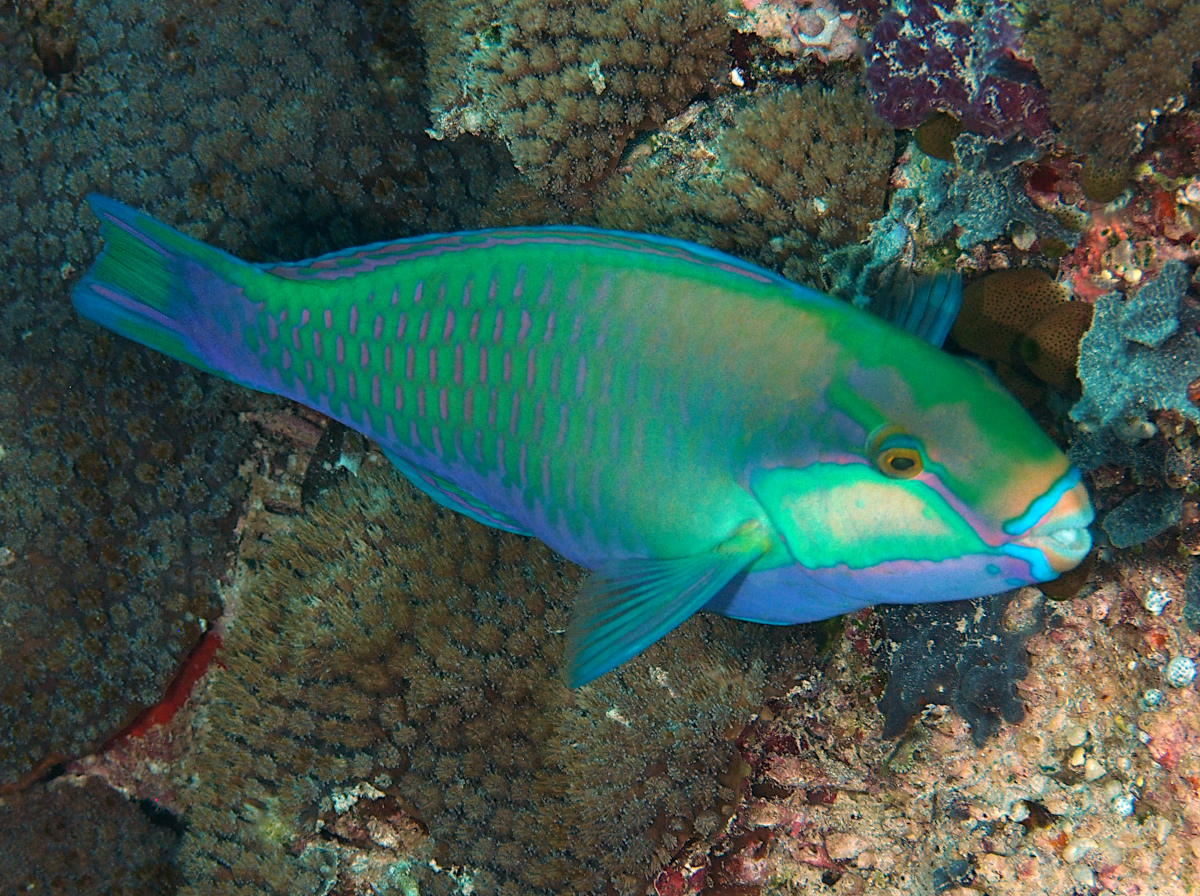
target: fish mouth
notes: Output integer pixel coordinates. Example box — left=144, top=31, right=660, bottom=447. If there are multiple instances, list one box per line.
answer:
left=1011, top=478, right=1094, bottom=575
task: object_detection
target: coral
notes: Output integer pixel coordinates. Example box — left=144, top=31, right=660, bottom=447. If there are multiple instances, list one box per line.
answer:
left=174, top=459, right=812, bottom=895
left=596, top=81, right=894, bottom=289
left=1103, top=489, right=1183, bottom=549
left=951, top=268, right=1069, bottom=365
left=877, top=588, right=1045, bottom=745
left=0, top=0, right=518, bottom=325
left=1025, top=0, right=1200, bottom=168
left=1072, top=260, right=1200, bottom=429
left=736, top=0, right=860, bottom=63
left=912, top=112, right=964, bottom=163
left=414, top=0, right=731, bottom=194
left=864, top=0, right=1050, bottom=140
left=0, top=323, right=257, bottom=787
left=0, top=0, right=522, bottom=790
left=949, top=267, right=1093, bottom=389
left=0, top=776, right=181, bottom=894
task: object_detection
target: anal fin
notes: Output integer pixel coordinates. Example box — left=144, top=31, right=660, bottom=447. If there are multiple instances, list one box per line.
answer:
left=381, top=447, right=532, bottom=536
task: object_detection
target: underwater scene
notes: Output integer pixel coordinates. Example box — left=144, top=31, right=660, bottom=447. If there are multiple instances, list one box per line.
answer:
left=1, top=0, right=1199, bottom=893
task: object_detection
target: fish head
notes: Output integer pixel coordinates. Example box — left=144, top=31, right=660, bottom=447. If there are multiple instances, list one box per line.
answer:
left=749, top=341, right=1093, bottom=610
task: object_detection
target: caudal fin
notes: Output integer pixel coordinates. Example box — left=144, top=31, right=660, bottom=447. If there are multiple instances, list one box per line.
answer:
left=72, top=195, right=257, bottom=377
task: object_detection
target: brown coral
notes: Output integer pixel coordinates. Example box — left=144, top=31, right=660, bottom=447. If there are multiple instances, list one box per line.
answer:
left=1026, top=0, right=1200, bottom=168
left=413, top=0, right=731, bottom=194
left=175, top=459, right=811, bottom=895
left=596, top=81, right=894, bottom=287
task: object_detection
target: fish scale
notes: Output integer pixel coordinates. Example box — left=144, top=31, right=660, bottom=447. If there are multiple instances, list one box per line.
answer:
left=74, top=196, right=1094, bottom=686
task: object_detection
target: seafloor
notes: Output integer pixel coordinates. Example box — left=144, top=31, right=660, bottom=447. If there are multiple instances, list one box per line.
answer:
left=2, top=0, right=1200, bottom=894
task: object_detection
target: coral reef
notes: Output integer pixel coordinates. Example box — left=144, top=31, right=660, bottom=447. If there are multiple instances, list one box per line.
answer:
left=878, top=588, right=1045, bottom=746
left=1073, top=261, right=1200, bottom=430
left=0, top=0, right=522, bottom=790
left=173, top=459, right=812, bottom=895
left=864, top=0, right=1050, bottom=140
left=413, top=0, right=731, bottom=195
left=735, top=0, right=860, bottom=63
left=596, top=81, right=894, bottom=288
left=949, top=267, right=1093, bottom=389
left=0, top=323, right=257, bottom=788
left=0, top=776, right=181, bottom=894
left=1025, top=0, right=1200, bottom=168
left=0, top=0, right=518, bottom=324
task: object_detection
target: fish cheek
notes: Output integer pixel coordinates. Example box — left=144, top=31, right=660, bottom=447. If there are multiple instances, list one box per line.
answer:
left=749, top=464, right=988, bottom=570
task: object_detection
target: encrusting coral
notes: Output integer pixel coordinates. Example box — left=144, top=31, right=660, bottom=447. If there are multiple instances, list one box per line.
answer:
left=596, top=81, right=894, bottom=289
left=412, top=0, right=731, bottom=195
left=174, top=459, right=813, bottom=896
left=1025, top=0, right=1200, bottom=169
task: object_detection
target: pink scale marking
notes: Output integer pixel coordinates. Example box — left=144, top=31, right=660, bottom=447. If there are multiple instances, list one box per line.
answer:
left=517, top=309, right=531, bottom=343
left=406, top=346, right=415, bottom=381
left=454, top=344, right=463, bottom=385
left=556, top=405, right=568, bottom=448
left=519, top=442, right=527, bottom=488
left=550, top=354, right=561, bottom=394
left=428, top=347, right=438, bottom=383
left=300, top=308, right=311, bottom=325
left=543, top=310, right=556, bottom=342
left=397, top=311, right=407, bottom=340
left=503, top=351, right=511, bottom=383
left=461, top=280, right=472, bottom=307
left=313, top=331, right=322, bottom=356
left=347, top=370, right=357, bottom=401
left=360, top=341, right=369, bottom=369
left=439, top=387, right=448, bottom=421
left=371, top=374, right=381, bottom=408
left=292, top=328, right=301, bottom=351
left=487, top=389, right=497, bottom=428
left=336, top=335, right=345, bottom=364
left=306, top=359, right=314, bottom=382
left=324, top=309, right=333, bottom=329
left=492, top=309, right=504, bottom=343
left=373, top=314, right=384, bottom=340
left=526, top=348, right=536, bottom=389
left=349, top=304, right=358, bottom=336
left=432, top=424, right=442, bottom=457
left=413, top=280, right=423, bottom=303
left=442, top=309, right=455, bottom=341
left=384, top=344, right=393, bottom=372
left=464, top=387, right=474, bottom=424
left=575, top=355, right=586, bottom=397
left=267, top=315, right=278, bottom=341
left=281, top=347, right=292, bottom=370
left=326, top=366, right=335, bottom=395
left=509, top=393, right=520, bottom=437
left=479, top=346, right=488, bottom=384
left=394, top=384, right=404, bottom=412
left=417, top=386, right=425, bottom=418
left=469, top=311, right=480, bottom=341
left=418, top=310, right=430, bottom=341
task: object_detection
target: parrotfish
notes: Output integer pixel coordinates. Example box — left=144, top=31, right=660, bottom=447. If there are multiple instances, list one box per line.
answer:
left=73, top=196, right=1093, bottom=686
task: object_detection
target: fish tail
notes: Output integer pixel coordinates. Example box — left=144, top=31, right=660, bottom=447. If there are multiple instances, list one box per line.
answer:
left=72, top=195, right=258, bottom=378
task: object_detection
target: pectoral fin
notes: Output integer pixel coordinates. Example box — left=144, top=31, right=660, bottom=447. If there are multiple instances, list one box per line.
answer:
left=566, top=522, right=770, bottom=687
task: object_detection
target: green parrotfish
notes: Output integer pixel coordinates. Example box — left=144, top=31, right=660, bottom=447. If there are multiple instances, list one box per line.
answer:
left=73, top=196, right=1093, bottom=686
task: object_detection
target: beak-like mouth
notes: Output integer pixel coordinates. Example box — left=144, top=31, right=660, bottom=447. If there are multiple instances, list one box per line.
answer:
left=1013, top=478, right=1094, bottom=574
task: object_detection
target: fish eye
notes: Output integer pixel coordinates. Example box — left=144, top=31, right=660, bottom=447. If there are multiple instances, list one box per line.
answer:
left=875, top=446, right=923, bottom=478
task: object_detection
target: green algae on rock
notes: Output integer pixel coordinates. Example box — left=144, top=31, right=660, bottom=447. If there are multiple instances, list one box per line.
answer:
left=175, top=459, right=812, bottom=895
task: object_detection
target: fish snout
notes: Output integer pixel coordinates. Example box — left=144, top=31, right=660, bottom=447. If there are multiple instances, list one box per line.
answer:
left=1014, top=478, right=1094, bottom=573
